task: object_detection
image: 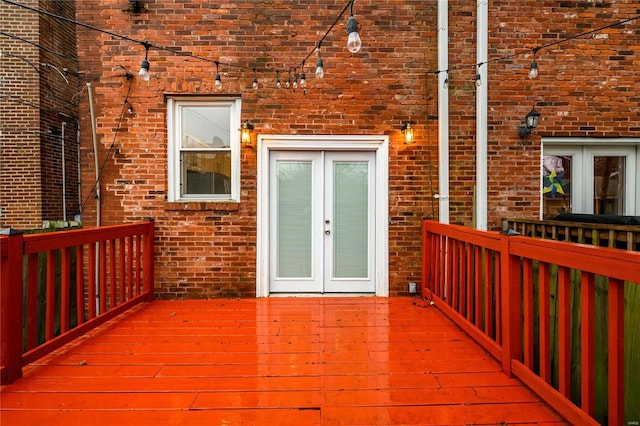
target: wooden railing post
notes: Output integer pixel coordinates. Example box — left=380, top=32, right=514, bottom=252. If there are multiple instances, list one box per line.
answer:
left=421, top=220, right=432, bottom=299
left=143, top=218, right=155, bottom=300
left=500, top=234, right=522, bottom=377
left=608, top=278, right=625, bottom=426
left=0, top=229, right=24, bottom=384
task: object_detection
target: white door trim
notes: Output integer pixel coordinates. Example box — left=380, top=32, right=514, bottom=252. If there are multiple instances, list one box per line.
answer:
left=256, top=134, right=389, bottom=297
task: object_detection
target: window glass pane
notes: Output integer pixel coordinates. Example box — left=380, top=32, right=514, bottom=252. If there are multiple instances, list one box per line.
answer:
left=542, top=155, right=572, bottom=219
left=594, top=156, right=625, bottom=215
left=182, top=152, right=231, bottom=195
left=181, top=106, right=230, bottom=148
left=276, top=161, right=312, bottom=278
left=333, top=162, right=368, bottom=278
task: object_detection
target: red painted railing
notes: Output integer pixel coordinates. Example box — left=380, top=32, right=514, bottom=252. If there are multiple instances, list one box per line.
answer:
left=422, top=220, right=639, bottom=426
left=0, top=220, right=154, bottom=384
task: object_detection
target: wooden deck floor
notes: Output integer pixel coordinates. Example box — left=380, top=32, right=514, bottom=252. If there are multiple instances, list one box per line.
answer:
left=1, top=297, right=568, bottom=425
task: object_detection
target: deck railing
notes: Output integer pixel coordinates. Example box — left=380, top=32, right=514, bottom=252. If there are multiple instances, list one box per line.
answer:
left=422, top=220, right=640, bottom=426
left=0, top=220, right=154, bottom=385
left=504, top=217, right=640, bottom=251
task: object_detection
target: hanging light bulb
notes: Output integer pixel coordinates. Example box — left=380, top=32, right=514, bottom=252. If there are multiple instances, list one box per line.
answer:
left=528, top=48, right=539, bottom=79
left=276, top=70, right=281, bottom=88
left=346, top=1, right=362, bottom=54
left=138, top=42, right=151, bottom=82
left=286, top=69, right=291, bottom=88
left=293, top=68, right=298, bottom=89
left=443, top=72, right=449, bottom=89
left=300, top=62, right=306, bottom=88
left=252, top=69, right=258, bottom=90
left=528, top=59, right=538, bottom=79
left=214, top=61, right=222, bottom=90
left=139, top=59, right=150, bottom=81
left=475, top=73, right=482, bottom=87
left=315, top=46, right=324, bottom=79
left=346, top=15, right=362, bottom=53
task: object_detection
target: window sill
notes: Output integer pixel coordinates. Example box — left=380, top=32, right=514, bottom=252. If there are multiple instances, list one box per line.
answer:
left=164, top=201, right=240, bottom=212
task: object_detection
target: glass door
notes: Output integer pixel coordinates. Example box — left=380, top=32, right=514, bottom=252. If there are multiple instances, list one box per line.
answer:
left=269, top=151, right=375, bottom=294
left=542, top=144, right=637, bottom=217
left=324, top=152, right=375, bottom=293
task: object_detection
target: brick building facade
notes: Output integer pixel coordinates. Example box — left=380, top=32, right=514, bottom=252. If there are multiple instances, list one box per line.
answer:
left=0, top=0, right=80, bottom=230
left=5, top=1, right=635, bottom=298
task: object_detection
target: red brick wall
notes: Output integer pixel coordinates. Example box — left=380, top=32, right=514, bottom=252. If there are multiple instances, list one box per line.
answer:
left=0, top=0, right=80, bottom=230
left=76, top=0, right=438, bottom=298
left=479, top=0, right=640, bottom=228
left=38, top=0, right=81, bottom=224
left=444, top=1, right=640, bottom=229
left=74, top=0, right=639, bottom=298
left=0, top=0, right=41, bottom=229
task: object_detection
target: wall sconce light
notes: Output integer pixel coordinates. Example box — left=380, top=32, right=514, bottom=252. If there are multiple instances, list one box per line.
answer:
left=241, top=120, right=254, bottom=144
left=519, top=108, right=540, bottom=138
left=401, top=122, right=415, bottom=144
left=128, top=0, right=142, bottom=14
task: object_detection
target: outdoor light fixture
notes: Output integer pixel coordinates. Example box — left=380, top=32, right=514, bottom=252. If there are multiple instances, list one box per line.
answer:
left=286, top=69, right=291, bottom=88
left=346, top=1, right=361, bottom=54
left=241, top=120, right=254, bottom=144
left=128, top=0, right=142, bottom=13
left=315, top=55, right=324, bottom=79
left=315, top=43, right=324, bottom=79
left=276, top=71, right=281, bottom=88
left=252, top=69, right=258, bottom=90
left=529, top=59, right=538, bottom=79
left=215, top=61, right=222, bottom=90
left=529, top=48, right=539, bottom=79
left=300, top=62, right=306, bottom=88
left=139, top=59, right=150, bottom=81
left=138, top=42, right=151, bottom=82
left=519, top=108, right=541, bottom=138
left=401, top=123, right=415, bottom=145
left=293, top=68, right=298, bottom=89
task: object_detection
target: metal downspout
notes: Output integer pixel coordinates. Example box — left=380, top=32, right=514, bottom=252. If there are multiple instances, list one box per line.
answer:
left=476, top=1, right=488, bottom=230
left=438, top=0, right=450, bottom=224
left=87, top=82, right=100, bottom=314
left=61, top=122, right=67, bottom=221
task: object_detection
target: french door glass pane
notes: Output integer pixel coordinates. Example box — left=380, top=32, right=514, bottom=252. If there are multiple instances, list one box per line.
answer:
left=333, top=162, right=368, bottom=278
left=277, top=161, right=312, bottom=278
left=594, top=156, right=625, bottom=215
left=542, top=155, right=572, bottom=219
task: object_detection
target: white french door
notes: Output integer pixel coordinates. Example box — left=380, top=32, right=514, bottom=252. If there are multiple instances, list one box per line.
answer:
left=543, top=142, right=639, bottom=218
left=269, top=151, right=376, bottom=294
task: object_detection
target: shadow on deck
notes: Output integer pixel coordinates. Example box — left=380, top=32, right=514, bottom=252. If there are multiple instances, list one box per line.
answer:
left=0, top=297, right=567, bottom=425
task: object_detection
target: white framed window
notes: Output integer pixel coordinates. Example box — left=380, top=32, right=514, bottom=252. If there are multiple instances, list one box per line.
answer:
left=542, top=138, right=640, bottom=219
left=167, top=97, right=241, bottom=202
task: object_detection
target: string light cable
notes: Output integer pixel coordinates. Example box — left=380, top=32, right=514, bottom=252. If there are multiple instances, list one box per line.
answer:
left=0, top=30, right=78, bottom=63
left=1, top=0, right=361, bottom=89
left=426, top=13, right=640, bottom=80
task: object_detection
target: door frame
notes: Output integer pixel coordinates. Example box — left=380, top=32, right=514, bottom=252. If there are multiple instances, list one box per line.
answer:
left=256, top=134, right=389, bottom=297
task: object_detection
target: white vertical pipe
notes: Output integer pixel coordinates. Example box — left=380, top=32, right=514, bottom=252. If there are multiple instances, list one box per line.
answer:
left=61, top=122, right=67, bottom=222
left=438, top=0, right=450, bottom=224
left=87, top=83, right=101, bottom=314
left=476, top=1, right=488, bottom=230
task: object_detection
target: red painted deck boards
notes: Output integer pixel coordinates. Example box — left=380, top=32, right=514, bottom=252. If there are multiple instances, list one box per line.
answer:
left=0, top=297, right=568, bottom=425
